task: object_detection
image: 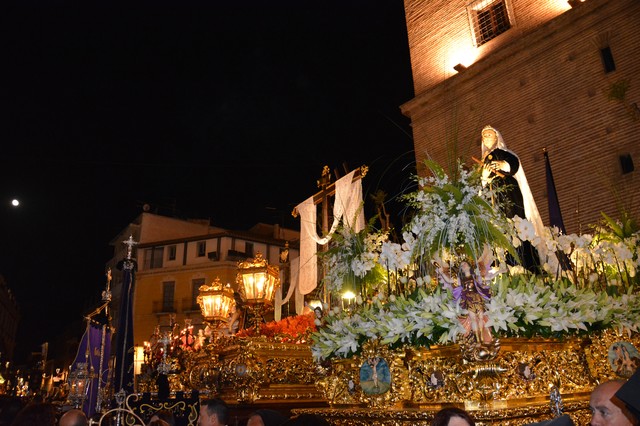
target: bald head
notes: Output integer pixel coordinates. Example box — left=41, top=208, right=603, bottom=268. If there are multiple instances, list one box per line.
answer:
left=59, top=409, right=89, bottom=426
left=595, top=379, right=625, bottom=394
left=590, top=380, right=638, bottom=426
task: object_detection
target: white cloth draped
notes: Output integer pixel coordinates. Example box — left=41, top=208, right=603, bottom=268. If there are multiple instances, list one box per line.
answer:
left=280, top=256, right=305, bottom=314
left=296, top=196, right=320, bottom=295
left=294, top=170, right=365, bottom=295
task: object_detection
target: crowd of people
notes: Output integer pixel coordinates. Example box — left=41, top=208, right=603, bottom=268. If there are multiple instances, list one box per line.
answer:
left=0, top=370, right=636, bottom=425
left=198, top=401, right=330, bottom=426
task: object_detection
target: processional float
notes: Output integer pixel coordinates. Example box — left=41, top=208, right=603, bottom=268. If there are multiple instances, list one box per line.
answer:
left=70, top=159, right=640, bottom=426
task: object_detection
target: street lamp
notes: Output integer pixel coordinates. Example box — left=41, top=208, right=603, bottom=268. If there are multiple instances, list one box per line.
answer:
left=236, top=252, right=280, bottom=332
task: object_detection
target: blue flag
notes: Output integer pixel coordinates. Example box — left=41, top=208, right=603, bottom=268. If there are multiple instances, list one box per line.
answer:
left=545, top=149, right=571, bottom=271
left=544, top=149, right=566, bottom=233
left=113, top=258, right=136, bottom=395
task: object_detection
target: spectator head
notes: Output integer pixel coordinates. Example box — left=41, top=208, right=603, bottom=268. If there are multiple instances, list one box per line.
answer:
left=11, top=402, right=57, bottom=426
left=149, top=410, right=175, bottom=426
left=246, top=409, right=288, bottom=426
left=590, top=380, right=638, bottom=426
left=431, top=407, right=475, bottom=426
left=198, top=398, right=229, bottom=426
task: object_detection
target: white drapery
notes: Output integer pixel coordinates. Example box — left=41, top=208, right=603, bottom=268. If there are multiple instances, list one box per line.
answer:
left=279, top=256, right=306, bottom=314
left=290, top=170, right=365, bottom=297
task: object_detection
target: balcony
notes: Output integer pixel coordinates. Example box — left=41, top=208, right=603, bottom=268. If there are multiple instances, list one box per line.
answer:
left=226, top=249, right=249, bottom=261
left=181, top=298, right=200, bottom=313
left=152, top=301, right=176, bottom=314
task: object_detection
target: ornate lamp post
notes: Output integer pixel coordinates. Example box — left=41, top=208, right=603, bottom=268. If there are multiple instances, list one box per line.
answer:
left=236, top=252, right=280, bottom=333
left=197, top=277, right=236, bottom=335
left=193, top=277, right=235, bottom=393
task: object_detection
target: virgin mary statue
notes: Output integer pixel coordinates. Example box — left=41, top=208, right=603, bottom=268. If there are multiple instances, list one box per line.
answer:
left=480, top=125, right=549, bottom=272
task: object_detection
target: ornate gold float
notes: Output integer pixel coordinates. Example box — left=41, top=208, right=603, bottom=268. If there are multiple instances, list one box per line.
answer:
left=148, top=326, right=639, bottom=425
left=139, top=160, right=640, bottom=425
left=293, top=330, right=640, bottom=425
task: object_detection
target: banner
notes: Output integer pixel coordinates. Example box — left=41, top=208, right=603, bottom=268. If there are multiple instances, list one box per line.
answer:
left=544, top=149, right=566, bottom=234
left=544, top=149, right=571, bottom=271
left=113, top=258, right=136, bottom=395
left=70, top=324, right=111, bottom=417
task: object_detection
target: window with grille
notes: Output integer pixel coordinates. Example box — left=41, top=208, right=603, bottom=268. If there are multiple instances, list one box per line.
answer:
left=192, top=278, right=205, bottom=310
left=468, top=0, right=512, bottom=46
left=162, top=281, right=175, bottom=312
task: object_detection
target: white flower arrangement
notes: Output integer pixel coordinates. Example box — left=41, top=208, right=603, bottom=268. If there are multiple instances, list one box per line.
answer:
left=311, top=273, right=640, bottom=362
left=310, top=160, right=640, bottom=362
left=320, top=218, right=390, bottom=297
left=397, top=160, right=516, bottom=266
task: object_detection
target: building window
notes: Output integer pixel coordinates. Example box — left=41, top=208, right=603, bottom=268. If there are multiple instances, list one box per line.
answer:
left=162, top=281, right=175, bottom=312
left=245, top=242, right=254, bottom=258
left=144, top=247, right=164, bottom=269
left=197, top=241, right=206, bottom=257
left=168, top=245, right=177, bottom=261
left=600, top=46, right=616, bottom=73
left=468, top=0, right=512, bottom=46
left=192, top=278, right=205, bottom=310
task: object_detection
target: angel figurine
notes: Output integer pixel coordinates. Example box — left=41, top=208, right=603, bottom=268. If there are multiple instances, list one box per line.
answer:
left=435, top=246, right=497, bottom=344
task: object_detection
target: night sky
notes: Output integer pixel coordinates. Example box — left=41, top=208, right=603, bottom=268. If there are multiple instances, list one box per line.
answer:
left=0, top=1, right=415, bottom=363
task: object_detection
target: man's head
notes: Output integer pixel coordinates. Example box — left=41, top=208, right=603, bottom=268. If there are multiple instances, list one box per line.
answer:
left=247, top=415, right=264, bottom=426
left=198, top=398, right=229, bottom=426
left=246, top=409, right=288, bottom=426
left=58, top=409, right=89, bottom=426
left=149, top=409, right=175, bottom=426
left=590, top=380, right=639, bottom=426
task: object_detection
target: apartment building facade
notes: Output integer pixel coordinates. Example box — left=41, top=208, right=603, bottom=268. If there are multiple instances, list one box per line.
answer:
left=106, top=213, right=299, bottom=348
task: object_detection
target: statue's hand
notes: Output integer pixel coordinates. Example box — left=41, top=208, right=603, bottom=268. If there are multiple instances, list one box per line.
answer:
left=492, top=160, right=510, bottom=174
left=481, top=166, right=492, bottom=182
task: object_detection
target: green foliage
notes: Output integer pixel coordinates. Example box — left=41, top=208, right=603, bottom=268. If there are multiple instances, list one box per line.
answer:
left=608, top=79, right=630, bottom=101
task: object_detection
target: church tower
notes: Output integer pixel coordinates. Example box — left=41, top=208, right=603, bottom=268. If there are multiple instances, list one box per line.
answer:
left=401, top=0, right=640, bottom=233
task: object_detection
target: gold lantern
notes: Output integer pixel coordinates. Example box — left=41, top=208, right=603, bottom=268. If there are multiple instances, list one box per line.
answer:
left=236, top=252, right=280, bottom=331
left=197, top=277, right=236, bottom=327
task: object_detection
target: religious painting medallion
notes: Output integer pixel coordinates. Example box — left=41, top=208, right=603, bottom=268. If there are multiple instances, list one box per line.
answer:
left=359, top=356, right=391, bottom=395
left=608, top=341, right=640, bottom=378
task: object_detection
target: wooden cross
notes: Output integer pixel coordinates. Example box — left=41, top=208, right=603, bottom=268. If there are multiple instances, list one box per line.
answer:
left=291, top=164, right=368, bottom=237
left=292, top=164, right=368, bottom=304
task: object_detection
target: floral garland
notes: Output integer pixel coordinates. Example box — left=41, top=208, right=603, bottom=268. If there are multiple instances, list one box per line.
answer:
left=311, top=280, right=640, bottom=362
left=237, top=312, right=317, bottom=343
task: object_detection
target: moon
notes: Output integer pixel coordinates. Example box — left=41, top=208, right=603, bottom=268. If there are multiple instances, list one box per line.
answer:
left=11, top=199, right=19, bottom=207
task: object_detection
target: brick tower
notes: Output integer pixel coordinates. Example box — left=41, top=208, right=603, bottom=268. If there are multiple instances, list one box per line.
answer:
left=401, top=0, right=640, bottom=233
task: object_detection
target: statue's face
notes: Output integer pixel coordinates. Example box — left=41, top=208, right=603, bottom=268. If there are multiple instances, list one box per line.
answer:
left=482, top=129, right=498, bottom=150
